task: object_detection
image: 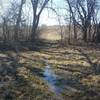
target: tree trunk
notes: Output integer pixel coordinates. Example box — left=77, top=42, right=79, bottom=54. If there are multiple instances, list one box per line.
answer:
left=83, top=27, right=87, bottom=42
left=73, top=23, right=77, bottom=42
left=31, top=14, right=40, bottom=41
left=14, top=0, right=25, bottom=41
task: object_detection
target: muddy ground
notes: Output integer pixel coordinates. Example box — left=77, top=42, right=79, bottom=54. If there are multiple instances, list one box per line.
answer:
left=0, top=42, right=100, bottom=100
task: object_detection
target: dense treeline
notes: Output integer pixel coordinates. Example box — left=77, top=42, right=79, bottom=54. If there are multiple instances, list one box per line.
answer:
left=0, top=0, right=100, bottom=45
left=63, top=0, right=100, bottom=44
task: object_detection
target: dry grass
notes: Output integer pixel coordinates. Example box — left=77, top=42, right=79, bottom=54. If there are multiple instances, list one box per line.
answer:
left=39, top=26, right=62, bottom=40
left=0, top=45, right=100, bottom=99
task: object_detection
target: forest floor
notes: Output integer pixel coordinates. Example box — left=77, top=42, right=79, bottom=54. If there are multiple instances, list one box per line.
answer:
left=0, top=41, right=100, bottom=100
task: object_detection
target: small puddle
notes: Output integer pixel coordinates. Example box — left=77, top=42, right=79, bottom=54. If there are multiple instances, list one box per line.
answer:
left=44, top=65, right=63, bottom=94
left=42, top=60, right=66, bottom=95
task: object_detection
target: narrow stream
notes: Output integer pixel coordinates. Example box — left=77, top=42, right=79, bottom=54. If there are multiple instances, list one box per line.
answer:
left=43, top=59, right=66, bottom=95
left=44, top=65, right=63, bottom=94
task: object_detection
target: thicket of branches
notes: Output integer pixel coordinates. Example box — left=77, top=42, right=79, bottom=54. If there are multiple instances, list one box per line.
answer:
left=0, top=0, right=100, bottom=45
left=65, top=0, right=100, bottom=43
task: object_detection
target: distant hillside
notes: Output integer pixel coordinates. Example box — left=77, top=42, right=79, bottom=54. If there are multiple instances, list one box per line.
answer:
left=39, top=25, right=82, bottom=40
left=39, top=25, right=67, bottom=40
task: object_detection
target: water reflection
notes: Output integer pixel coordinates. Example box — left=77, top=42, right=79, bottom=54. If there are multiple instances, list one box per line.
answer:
left=43, top=64, right=65, bottom=95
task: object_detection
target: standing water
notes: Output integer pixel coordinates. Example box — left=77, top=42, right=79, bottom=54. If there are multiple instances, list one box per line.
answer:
left=43, top=59, right=66, bottom=95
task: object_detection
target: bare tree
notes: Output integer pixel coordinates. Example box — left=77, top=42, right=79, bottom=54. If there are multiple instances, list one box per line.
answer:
left=76, top=0, right=98, bottom=42
left=14, top=0, right=26, bottom=41
left=31, top=0, right=50, bottom=41
left=2, top=17, right=8, bottom=42
left=65, top=0, right=99, bottom=43
left=66, top=0, right=77, bottom=42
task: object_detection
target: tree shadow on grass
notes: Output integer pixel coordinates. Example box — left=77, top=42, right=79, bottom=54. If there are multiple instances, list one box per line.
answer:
left=27, top=67, right=45, bottom=77
left=0, top=40, right=60, bottom=53
left=0, top=52, right=54, bottom=99
left=0, top=41, right=100, bottom=99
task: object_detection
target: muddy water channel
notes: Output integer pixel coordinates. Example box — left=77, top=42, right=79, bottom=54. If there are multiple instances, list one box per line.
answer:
left=42, top=59, right=67, bottom=95
left=44, top=64, right=63, bottom=95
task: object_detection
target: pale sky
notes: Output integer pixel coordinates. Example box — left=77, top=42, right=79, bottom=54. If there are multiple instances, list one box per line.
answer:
left=0, top=0, right=100, bottom=26
left=0, top=0, right=66, bottom=26
left=40, top=0, right=66, bottom=26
